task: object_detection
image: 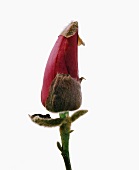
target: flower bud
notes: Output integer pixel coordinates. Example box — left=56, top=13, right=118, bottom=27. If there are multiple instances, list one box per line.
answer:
left=41, top=21, right=84, bottom=112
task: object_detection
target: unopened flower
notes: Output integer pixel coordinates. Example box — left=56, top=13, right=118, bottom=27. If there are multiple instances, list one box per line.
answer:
left=41, top=21, right=84, bottom=112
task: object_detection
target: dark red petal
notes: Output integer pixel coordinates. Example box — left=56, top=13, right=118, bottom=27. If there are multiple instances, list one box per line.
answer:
left=65, top=31, right=79, bottom=80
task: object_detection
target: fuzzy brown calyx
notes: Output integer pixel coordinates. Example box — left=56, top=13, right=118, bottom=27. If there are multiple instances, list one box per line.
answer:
left=45, top=74, right=82, bottom=113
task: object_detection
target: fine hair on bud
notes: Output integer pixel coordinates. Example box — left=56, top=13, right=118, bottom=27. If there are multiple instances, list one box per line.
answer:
left=45, top=74, right=82, bottom=112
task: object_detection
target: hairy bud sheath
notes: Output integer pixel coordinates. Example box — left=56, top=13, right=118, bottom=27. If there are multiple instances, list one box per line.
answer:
left=46, top=74, right=82, bottom=112
left=41, top=21, right=84, bottom=112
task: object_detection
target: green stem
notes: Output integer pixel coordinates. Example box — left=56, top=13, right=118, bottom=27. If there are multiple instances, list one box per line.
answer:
left=59, top=112, right=72, bottom=170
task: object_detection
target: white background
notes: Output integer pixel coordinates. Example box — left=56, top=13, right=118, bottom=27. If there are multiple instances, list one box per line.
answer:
left=0, top=0, right=139, bottom=169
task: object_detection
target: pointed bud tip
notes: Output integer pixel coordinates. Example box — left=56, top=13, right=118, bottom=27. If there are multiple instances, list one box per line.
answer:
left=60, top=21, right=78, bottom=38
